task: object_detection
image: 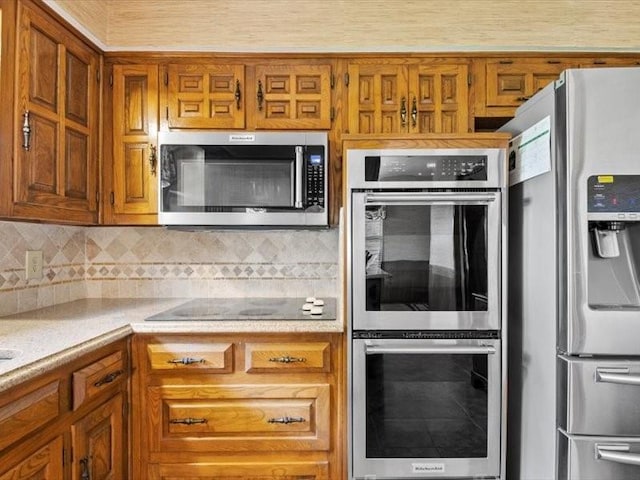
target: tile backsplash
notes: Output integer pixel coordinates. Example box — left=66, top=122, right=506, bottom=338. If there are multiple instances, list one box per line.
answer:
left=0, top=221, right=339, bottom=316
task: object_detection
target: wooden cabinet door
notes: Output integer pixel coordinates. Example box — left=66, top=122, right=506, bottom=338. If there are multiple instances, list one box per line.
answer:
left=254, top=64, right=332, bottom=129
left=71, top=393, right=124, bottom=480
left=408, top=63, right=469, bottom=133
left=110, top=64, right=159, bottom=223
left=0, top=436, right=64, bottom=480
left=166, top=63, right=245, bottom=129
left=347, top=63, right=408, bottom=134
left=14, top=1, right=99, bottom=224
left=484, top=58, right=576, bottom=109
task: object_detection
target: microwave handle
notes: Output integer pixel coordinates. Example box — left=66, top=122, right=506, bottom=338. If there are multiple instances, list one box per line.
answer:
left=295, top=146, right=303, bottom=208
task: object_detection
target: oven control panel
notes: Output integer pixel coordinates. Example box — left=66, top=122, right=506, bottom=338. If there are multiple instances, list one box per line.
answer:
left=365, top=155, right=488, bottom=182
left=353, top=330, right=500, bottom=340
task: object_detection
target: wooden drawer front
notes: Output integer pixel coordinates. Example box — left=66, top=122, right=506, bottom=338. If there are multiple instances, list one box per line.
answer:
left=245, top=342, right=331, bottom=373
left=148, top=384, right=330, bottom=452
left=0, top=381, right=61, bottom=452
left=147, top=342, right=233, bottom=372
left=150, top=461, right=329, bottom=479
left=73, top=350, right=126, bottom=410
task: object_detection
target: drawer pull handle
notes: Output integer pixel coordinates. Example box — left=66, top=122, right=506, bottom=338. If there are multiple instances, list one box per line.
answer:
left=268, top=355, right=306, bottom=364
left=170, top=417, right=208, bottom=425
left=167, top=357, right=205, bottom=365
left=22, top=110, right=31, bottom=150
left=80, top=456, right=90, bottom=480
left=268, top=416, right=306, bottom=425
left=516, top=96, right=531, bottom=102
left=596, top=367, right=640, bottom=386
left=93, top=369, right=124, bottom=387
left=596, top=444, right=640, bottom=466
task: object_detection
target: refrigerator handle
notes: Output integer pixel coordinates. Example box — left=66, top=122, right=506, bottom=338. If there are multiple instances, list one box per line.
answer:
left=596, top=444, right=640, bottom=466
left=595, top=367, right=640, bottom=386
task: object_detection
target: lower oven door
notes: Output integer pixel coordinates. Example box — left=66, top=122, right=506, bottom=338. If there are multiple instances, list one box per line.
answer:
left=351, top=338, right=502, bottom=479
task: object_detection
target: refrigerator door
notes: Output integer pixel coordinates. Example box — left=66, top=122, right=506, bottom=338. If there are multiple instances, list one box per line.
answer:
left=559, top=431, right=640, bottom=480
left=560, top=356, right=640, bottom=435
left=562, top=67, right=640, bottom=355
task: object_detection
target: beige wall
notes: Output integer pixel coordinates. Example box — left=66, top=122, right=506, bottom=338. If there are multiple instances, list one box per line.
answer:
left=50, top=0, right=640, bottom=52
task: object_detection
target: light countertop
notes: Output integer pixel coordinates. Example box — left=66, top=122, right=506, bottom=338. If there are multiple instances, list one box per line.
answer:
left=0, top=297, right=343, bottom=392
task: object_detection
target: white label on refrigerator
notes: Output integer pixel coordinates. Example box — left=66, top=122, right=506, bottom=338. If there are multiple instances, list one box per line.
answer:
left=412, top=463, right=445, bottom=474
left=508, top=115, right=552, bottom=186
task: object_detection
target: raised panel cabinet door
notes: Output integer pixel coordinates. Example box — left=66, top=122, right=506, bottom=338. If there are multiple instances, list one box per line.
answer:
left=149, top=461, right=329, bottom=479
left=166, top=63, right=245, bottom=129
left=71, top=393, right=124, bottom=480
left=485, top=59, right=574, bottom=108
left=408, top=63, right=470, bottom=134
left=112, top=64, right=159, bottom=218
left=254, top=64, right=332, bottom=129
left=15, top=2, right=99, bottom=223
left=0, top=436, right=64, bottom=480
left=347, top=63, right=409, bottom=134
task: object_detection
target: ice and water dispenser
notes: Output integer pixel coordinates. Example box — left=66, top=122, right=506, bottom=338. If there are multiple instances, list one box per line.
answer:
left=588, top=175, right=640, bottom=308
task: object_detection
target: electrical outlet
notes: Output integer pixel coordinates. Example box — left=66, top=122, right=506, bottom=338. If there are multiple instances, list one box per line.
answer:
left=25, top=250, right=43, bottom=280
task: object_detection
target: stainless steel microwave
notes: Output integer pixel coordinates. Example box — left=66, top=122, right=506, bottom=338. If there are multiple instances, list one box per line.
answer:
left=158, top=131, right=328, bottom=227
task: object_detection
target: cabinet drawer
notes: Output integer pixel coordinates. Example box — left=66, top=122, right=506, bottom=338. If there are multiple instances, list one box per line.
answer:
left=147, top=342, right=233, bottom=372
left=150, top=461, right=329, bottom=479
left=0, top=380, right=62, bottom=451
left=148, top=383, right=330, bottom=452
left=245, top=342, right=331, bottom=373
left=73, top=350, right=126, bottom=410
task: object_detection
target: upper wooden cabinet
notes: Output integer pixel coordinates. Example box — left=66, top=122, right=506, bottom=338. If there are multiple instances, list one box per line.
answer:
left=4, top=0, right=100, bottom=224
left=346, top=59, right=470, bottom=135
left=254, top=63, right=332, bottom=129
left=162, top=60, right=333, bottom=130
left=105, top=63, right=159, bottom=224
left=166, top=63, right=245, bottom=129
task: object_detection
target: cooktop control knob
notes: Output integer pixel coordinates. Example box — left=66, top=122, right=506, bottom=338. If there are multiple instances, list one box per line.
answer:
left=310, top=306, right=323, bottom=315
left=302, top=303, right=313, bottom=311
left=313, top=299, right=324, bottom=306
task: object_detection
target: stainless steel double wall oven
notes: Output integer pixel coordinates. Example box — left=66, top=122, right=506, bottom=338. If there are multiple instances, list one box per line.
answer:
left=346, top=141, right=507, bottom=480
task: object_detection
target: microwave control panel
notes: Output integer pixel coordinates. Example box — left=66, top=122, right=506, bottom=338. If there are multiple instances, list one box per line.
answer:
left=306, top=147, right=325, bottom=208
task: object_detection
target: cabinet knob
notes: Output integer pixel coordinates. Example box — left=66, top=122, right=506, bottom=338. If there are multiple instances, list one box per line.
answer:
left=268, top=416, right=306, bottom=425
left=400, top=97, right=407, bottom=127
left=170, top=417, right=207, bottom=425
left=93, top=369, right=124, bottom=387
left=268, top=355, right=306, bottom=364
left=167, top=357, right=205, bottom=365
left=257, top=80, right=264, bottom=111
left=411, top=97, right=418, bottom=128
left=235, top=80, right=242, bottom=109
left=80, top=457, right=90, bottom=480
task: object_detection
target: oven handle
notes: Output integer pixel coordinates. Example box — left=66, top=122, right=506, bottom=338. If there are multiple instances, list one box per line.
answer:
left=364, top=344, right=496, bottom=355
left=295, top=146, right=303, bottom=208
left=595, top=367, right=640, bottom=386
left=365, top=192, right=497, bottom=205
left=596, top=444, right=640, bottom=466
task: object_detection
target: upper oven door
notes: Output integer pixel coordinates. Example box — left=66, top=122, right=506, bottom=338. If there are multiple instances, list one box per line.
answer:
left=351, top=191, right=501, bottom=331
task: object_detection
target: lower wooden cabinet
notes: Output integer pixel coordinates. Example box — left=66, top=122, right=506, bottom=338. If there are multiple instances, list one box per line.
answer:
left=133, top=332, right=345, bottom=479
left=0, top=436, right=64, bottom=480
left=0, top=339, right=129, bottom=480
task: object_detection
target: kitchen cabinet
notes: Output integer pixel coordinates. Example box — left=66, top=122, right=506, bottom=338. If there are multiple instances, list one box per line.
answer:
left=346, top=58, right=471, bottom=135
left=104, top=63, right=159, bottom=224
left=0, top=339, right=129, bottom=479
left=162, top=60, right=333, bottom=131
left=132, top=333, right=344, bottom=480
left=5, top=0, right=100, bottom=224
left=473, top=57, right=579, bottom=118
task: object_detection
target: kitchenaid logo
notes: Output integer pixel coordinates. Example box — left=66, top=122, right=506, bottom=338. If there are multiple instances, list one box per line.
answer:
left=412, top=463, right=445, bottom=473
left=228, top=134, right=255, bottom=142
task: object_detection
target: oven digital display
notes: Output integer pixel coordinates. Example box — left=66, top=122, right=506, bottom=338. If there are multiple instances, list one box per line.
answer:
left=365, top=155, right=488, bottom=181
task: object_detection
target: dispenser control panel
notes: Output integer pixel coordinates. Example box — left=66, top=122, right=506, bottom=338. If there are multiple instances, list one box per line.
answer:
left=588, top=175, right=640, bottom=216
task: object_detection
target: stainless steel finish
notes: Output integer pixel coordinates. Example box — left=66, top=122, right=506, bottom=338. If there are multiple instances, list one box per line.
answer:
left=351, top=190, right=502, bottom=331
left=596, top=444, right=640, bottom=466
left=346, top=147, right=504, bottom=191
left=364, top=191, right=497, bottom=204
left=351, top=338, right=502, bottom=479
left=294, top=146, right=303, bottom=208
left=501, top=67, right=640, bottom=480
left=157, top=131, right=328, bottom=227
left=560, top=356, right=640, bottom=436
left=559, top=431, right=640, bottom=480
left=364, top=344, right=496, bottom=355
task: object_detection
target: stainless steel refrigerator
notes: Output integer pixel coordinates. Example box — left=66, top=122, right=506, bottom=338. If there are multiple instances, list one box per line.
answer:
left=500, top=67, right=640, bottom=480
